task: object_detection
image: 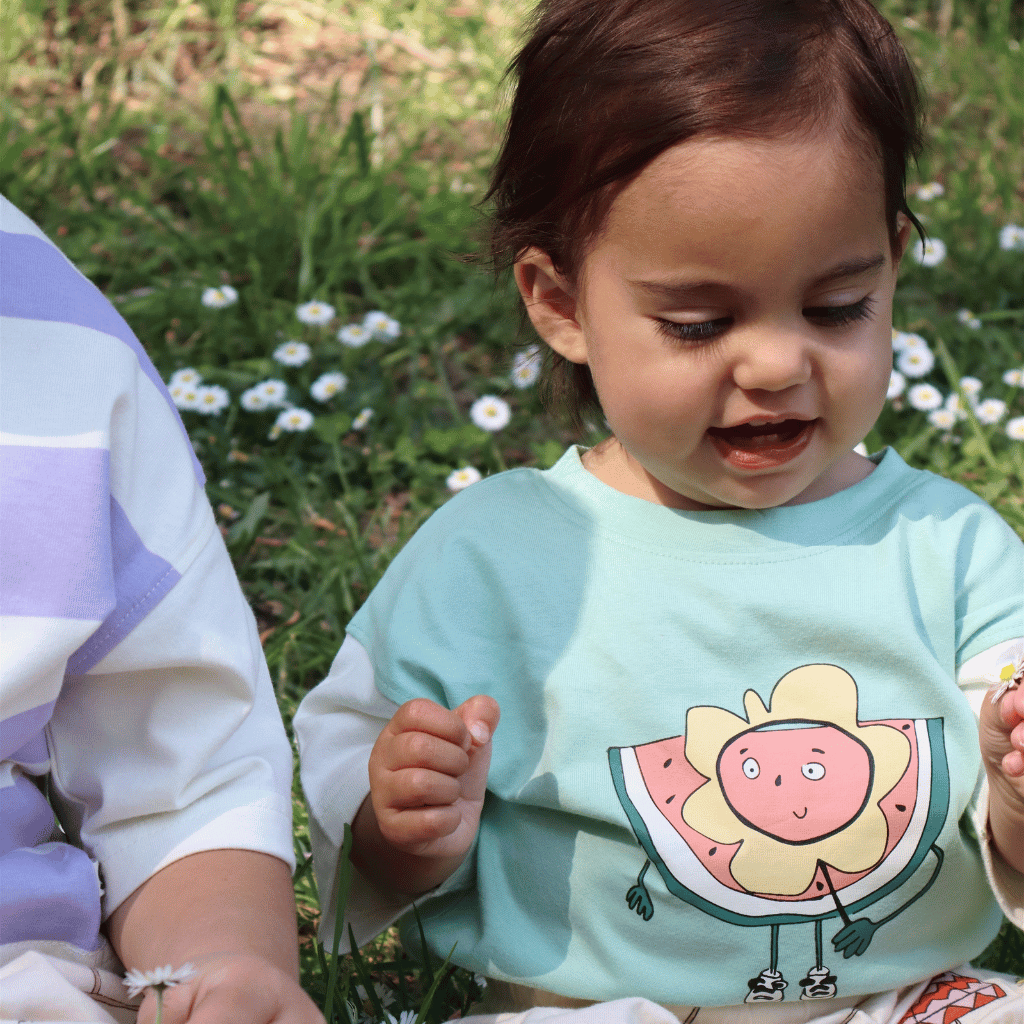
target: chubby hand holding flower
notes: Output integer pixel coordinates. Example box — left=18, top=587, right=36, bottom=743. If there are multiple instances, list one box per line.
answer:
left=129, top=951, right=324, bottom=1024
left=978, top=649, right=1024, bottom=875
left=353, top=695, right=501, bottom=897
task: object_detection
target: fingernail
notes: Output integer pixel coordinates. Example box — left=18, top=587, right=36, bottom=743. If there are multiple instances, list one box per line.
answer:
left=469, top=721, right=491, bottom=744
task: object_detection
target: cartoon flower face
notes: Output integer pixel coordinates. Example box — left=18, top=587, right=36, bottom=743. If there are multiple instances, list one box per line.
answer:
left=717, top=724, right=872, bottom=844
left=681, top=665, right=911, bottom=895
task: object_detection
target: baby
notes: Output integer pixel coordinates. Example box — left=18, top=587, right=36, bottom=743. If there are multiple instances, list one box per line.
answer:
left=295, top=2, right=1024, bottom=1021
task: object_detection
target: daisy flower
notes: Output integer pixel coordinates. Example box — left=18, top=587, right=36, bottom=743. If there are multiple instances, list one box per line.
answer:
left=891, top=330, right=928, bottom=352
left=274, top=340, right=312, bottom=366
left=1006, top=416, right=1024, bottom=441
left=958, top=376, right=983, bottom=402
left=447, top=466, right=482, bottom=492
left=944, top=393, right=969, bottom=421
left=274, top=408, right=314, bottom=432
left=193, top=384, right=230, bottom=415
left=896, top=346, right=935, bottom=378
left=986, top=647, right=1024, bottom=704
left=386, top=1011, right=418, bottom=1024
left=911, top=238, right=946, bottom=267
left=915, top=182, right=944, bottom=201
left=999, top=224, right=1024, bottom=252
left=362, top=310, right=401, bottom=339
left=172, top=385, right=200, bottom=410
left=1003, top=368, right=1024, bottom=387
left=256, top=379, right=290, bottom=406
left=240, top=387, right=269, bottom=411
left=975, top=398, right=1007, bottom=425
left=956, top=309, right=982, bottom=329
left=470, top=395, right=511, bottom=431
left=123, top=963, right=196, bottom=999
left=887, top=370, right=906, bottom=400
left=338, top=323, right=372, bottom=347
left=511, top=346, right=542, bottom=389
left=907, top=383, right=943, bottom=411
left=927, top=408, right=957, bottom=430
left=310, top=371, right=348, bottom=402
left=296, top=299, right=336, bottom=325
left=352, top=407, right=374, bottom=430
left=201, top=285, right=238, bottom=308
left=169, top=367, right=202, bottom=388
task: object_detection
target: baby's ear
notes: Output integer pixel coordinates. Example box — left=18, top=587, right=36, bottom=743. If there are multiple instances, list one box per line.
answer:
left=513, top=249, right=589, bottom=364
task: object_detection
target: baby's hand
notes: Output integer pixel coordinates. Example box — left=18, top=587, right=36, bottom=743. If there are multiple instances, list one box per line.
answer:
left=980, top=682, right=1024, bottom=792
left=139, top=952, right=325, bottom=1023
left=367, top=695, right=500, bottom=865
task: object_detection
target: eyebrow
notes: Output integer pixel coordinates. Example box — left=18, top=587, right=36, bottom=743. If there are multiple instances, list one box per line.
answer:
left=629, top=254, right=888, bottom=301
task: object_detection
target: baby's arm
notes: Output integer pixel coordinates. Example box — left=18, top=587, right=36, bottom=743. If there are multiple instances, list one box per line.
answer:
left=352, top=695, right=500, bottom=897
left=979, top=681, right=1024, bottom=876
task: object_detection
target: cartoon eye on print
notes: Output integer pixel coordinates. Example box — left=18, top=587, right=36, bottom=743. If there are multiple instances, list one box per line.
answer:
left=801, top=762, right=826, bottom=780
left=742, top=758, right=760, bottom=778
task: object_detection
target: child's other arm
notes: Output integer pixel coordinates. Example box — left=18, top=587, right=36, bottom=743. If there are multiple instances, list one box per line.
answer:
left=353, top=695, right=500, bottom=897
left=107, top=849, right=325, bottom=1023
left=979, top=683, right=1024, bottom=875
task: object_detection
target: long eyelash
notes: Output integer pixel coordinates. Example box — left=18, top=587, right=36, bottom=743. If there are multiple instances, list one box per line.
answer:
left=655, top=318, right=732, bottom=345
left=805, top=296, right=875, bottom=326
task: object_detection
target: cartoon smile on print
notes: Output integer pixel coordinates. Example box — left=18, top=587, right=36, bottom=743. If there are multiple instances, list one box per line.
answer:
left=608, top=665, right=950, bottom=1004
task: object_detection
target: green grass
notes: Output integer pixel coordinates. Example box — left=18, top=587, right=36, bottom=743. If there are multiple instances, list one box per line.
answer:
left=3, top=0, right=1023, bottom=1017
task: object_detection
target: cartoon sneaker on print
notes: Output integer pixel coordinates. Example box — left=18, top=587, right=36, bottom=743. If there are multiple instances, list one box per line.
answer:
left=609, top=664, right=951, bottom=1003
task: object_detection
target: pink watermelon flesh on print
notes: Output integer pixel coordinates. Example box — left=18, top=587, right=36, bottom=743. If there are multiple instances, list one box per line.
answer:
left=632, top=718, right=922, bottom=902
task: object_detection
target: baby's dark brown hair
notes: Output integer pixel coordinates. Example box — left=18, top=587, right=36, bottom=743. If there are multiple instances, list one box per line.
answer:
left=483, top=0, right=924, bottom=429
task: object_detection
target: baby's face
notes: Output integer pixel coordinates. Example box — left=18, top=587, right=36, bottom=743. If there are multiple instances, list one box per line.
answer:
left=559, top=131, right=907, bottom=510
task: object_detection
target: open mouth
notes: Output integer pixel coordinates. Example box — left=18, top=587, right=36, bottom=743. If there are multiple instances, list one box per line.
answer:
left=706, top=418, right=817, bottom=469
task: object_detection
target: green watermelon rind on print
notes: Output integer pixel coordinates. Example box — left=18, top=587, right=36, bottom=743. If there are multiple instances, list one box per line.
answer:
left=609, top=718, right=948, bottom=928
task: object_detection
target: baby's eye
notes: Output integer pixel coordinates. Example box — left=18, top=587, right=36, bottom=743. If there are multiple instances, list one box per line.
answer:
left=656, top=317, right=733, bottom=345
left=803, top=296, right=875, bottom=327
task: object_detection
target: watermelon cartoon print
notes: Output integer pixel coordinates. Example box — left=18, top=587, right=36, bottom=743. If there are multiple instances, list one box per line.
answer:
left=609, top=664, right=950, bottom=1004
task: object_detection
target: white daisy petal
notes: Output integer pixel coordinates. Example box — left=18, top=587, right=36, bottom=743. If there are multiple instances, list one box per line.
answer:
left=352, top=407, right=373, bottom=430
left=999, top=224, right=1024, bottom=252
left=887, top=369, right=906, bottom=400
left=511, top=345, right=542, bottom=389
left=274, top=407, right=314, bottom=432
left=470, top=395, right=511, bottom=431
left=927, top=408, right=957, bottom=430
left=274, top=341, right=313, bottom=366
left=362, top=310, right=402, bottom=339
left=296, top=300, right=336, bottom=325
left=447, top=466, right=482, bottom=492
left=896, top=346, right=935, bottom=378
left=1006, top=416, right=1024, bottom=441
left=975, top=398, right=1006, bottom=425
left=956, top=309, right=982, bottom=329
left=310, top=372, right=348, bottom=402
left=1002, top=368, right=1024, bottom=387
left=240, top=387, right=269, bottom=411
left=193, top=384, right=230, bottom=415
left=169, top=367, right=202, bottom=387
left=911, top=238, right=946, bottom=267
left=338, top=324, right=372, bottom=347
left=201, top=285, right=238, bottom=308
left=256, top=379, right=290, bottom=406
left=907, top=383, right=943, bottom=410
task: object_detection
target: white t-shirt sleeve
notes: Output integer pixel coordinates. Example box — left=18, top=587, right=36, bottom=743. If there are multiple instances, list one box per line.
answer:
left=957, top=636, right=1024, bottom=928
left=293, top=634, right=413, bottom=946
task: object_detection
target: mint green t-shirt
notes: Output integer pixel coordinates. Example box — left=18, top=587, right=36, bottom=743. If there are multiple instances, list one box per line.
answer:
left=345, top=446, right=1023, bottom=1008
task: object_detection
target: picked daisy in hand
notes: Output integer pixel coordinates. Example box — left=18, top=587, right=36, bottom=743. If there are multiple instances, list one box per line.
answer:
left=296, top=299, right=336, bottom=325
left=470, top=395, right=511, bottom=432
left=447, top=466, right=482, bottom=492
left=911, top=237, right=946, bottom=267
left=274, top=340, right=312, bottom=366
left=987, top=647, right=1024, bottom=705
left=201, top=285, right=238, bottom=308
left=124, top=963, right=195, bottom=1023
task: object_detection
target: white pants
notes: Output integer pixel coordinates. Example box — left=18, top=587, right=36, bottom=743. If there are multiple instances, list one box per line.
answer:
left=466, top=967, right=1024, bottom=1024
